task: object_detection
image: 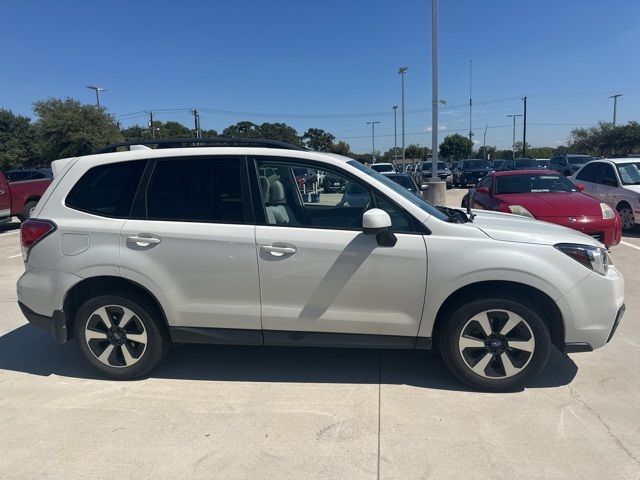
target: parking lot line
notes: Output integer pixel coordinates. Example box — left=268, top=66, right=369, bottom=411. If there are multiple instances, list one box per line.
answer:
left=620, top=241, right=640, bottom=252
left=0, top=230, right=19, bottom=237
left=6, top=253, right=22, bottom=259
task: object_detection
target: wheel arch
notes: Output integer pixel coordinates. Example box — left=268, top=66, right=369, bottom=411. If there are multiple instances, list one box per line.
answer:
left=615, top=199, right=632, bottom=211
left=62, top=276, right=170, bottom=340
left=431, top=280, right=564, bottom=351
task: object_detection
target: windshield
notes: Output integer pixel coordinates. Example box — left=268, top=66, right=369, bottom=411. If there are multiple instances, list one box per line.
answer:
left=569, top=156, right=592, bottom=165
left=348, top=160, right=448, bottom=221
left=420, top=161, right=447, bottom=170
left=370, top=163, right=394, bottom=172
left=617, top=163, right=640, bottom=185
left=463, top=160, right=491, bottom=169
left=386, top=175, right=416, bottom=191
left=495, top=174, right=578, bottom=194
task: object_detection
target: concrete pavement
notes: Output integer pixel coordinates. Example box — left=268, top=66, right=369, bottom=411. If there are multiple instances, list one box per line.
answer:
left=0, top=207, right=639, bottom=479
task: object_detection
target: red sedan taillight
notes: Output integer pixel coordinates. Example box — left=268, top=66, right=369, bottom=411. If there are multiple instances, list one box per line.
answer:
left=20, top=219, right=56, bottom=260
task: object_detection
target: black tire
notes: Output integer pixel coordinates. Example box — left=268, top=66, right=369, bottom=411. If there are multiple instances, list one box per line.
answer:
left=617, top=203, right=635, bottom=231
left=19, top=200, right=38, bottom=222
left=74, top=294, right=171, bottom=380
left=439, top=297, right=550, bottom=392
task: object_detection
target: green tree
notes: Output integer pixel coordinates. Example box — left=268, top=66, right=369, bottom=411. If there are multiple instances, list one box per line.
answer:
left=476, top=145, right=496, bottom=160
left=34, top=98, right=122, bottom=161
left=121, top=125, right=149, bottom=140
left=161, top=121, right=192, bottom=138
left=439, top=134, right=472, bottom=161
left=222, top=121, right=260, bottom=138
left=259, top=122, right=301, bottom=146
left=0, top=109, right=40, bottom=170
left=329, top=140, right=351, bottom=156
left=405, top=144, right=429, bottom=160
left=302, top=128, right=335, bottom=151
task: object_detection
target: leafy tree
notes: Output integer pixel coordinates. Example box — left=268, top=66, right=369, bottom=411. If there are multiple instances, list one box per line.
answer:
left=259, top=122, right=301, bottom=146
left=382, top=147, right=401, bottom=161
left=476, top=145, right=496, bottom=160
left=34, top=98, right=122, bottom=161
left=200, top=128, right=218, bottom=138
left=302, top=128, right=335, bottom=151
left=222, top=121, right=260, bottom=138
left=570, top=121, right=640, bottom=156
left=121, top=125, right=149, bottom=140
left=439, top=134, right=472, bottom=161
left=405, top=144, right=429, bottom=160
left=0, top=109, right=40, bottom=170
left=527, top=146, right=554, bottom=159
left=329, top=140, right=351, bottom=156
left=161, top=121, right=192, bottom=138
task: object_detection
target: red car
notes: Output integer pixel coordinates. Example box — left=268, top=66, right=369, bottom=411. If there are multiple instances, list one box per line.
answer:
left=0, top=170, right=52, bottom=222
left=462, top=170, right=622, bottom=247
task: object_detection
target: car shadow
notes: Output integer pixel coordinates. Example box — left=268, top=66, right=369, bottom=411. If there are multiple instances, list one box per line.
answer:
left=0, top=220, right=20, bottom=233
left=0, top=325, right=577, bottom=392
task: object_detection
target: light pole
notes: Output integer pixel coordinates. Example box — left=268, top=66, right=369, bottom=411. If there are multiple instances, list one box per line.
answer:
left=522, top=96, right=528, bottom=157
left=398, top=67, right=408, bottom=161
left=482, top=124, right=488, bottom=159
left=86, top=85, right=106, bottom=106
left=609, top=94, right=623, bottom=125
left=392, top=105, right=398, bottom=163
left=366, top=121, right=380, bottom=163
left=507, top=114, right=522, bottom=158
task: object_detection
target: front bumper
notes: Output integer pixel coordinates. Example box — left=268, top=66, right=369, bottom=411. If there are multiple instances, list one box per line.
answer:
left=18, top=301, right=69, bottom=344
left=556, top=267, right=625, bottom=351
left=536, top=215, right=621, bottom=247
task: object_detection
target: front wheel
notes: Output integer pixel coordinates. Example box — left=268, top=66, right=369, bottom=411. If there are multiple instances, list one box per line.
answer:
left=74, top=294, right=171, bottom=379
left=617, top=204, right=635, bottom=231
left=439, top=298, right=550, bottom=391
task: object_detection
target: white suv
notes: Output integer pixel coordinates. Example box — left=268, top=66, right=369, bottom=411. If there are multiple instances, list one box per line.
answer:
left=17, top=139, right=625, bottom=391
left=572, top=158, right=640, bottom=231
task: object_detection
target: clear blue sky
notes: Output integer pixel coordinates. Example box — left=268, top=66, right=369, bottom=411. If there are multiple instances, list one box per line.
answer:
left=2, top=0, right=639, bottom=153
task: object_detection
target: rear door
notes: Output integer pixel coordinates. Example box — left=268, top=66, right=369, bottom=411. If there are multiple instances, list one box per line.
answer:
left=0, top=173, right=10, bottom=219
left=252, top=156, right=428, bottom=342
left=574, top=162, right=601, bottom=200
left=119, top=156, right=262, bottom=334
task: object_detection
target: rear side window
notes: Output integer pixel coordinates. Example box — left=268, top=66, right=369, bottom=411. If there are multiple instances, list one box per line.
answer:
left=66, top=161, right=146, bottom=217
left=576, top=162, right=599, bottom=182
left=146, top=158, right=247, bottom=223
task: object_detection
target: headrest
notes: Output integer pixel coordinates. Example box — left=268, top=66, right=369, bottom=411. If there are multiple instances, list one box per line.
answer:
left=259, top=176, right=270, bottom=201
left=269, top=180, right=285, bottom=203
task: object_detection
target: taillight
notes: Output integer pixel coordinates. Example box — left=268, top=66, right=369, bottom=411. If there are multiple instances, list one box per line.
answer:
left=21, top=219, right=56, bottom=260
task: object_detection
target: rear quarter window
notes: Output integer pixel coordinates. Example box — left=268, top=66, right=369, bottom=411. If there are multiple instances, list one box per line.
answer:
left=65, top=160, right=146, bottom=217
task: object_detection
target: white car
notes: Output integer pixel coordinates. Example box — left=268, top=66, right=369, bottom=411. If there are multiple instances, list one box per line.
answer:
left=17, top=139, right=624, bottom=391
left=369, top=162, right=395, bottom=174
left=572, top=158, right=640, bottom=231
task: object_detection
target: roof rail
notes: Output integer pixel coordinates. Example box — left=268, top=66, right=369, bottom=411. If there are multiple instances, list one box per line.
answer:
left=95, top=137, right=307, bottom=154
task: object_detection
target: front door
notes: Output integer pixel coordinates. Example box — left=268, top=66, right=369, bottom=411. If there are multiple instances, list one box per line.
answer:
left=252, top=158, right=428, bottom=342
left=119, top=156, right=261, bottom=332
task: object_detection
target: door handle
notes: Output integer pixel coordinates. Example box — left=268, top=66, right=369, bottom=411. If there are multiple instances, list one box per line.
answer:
left=261, top=244, right=296, bottom=256
left=127, top=235, right=161, bottom=247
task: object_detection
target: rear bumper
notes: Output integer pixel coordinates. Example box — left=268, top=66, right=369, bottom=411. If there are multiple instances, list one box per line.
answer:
left=18, top=301, right=69, bottom=344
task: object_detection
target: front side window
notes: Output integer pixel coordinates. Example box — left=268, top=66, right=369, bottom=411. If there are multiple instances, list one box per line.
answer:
left=66, top=160, right=146, bottom=217
left=146, top=158, right=247, bottom=223
left=575, top=162, right=599, bottom=182
left=595, top=164, right=618, bottom=186
left=256, top=160, right=418, bottom=232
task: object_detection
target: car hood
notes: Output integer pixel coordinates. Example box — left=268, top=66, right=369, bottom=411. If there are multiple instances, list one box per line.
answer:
left=470, top=209, right=602, bottom=246
left=621, top=184, right=640, bottom=193
left=494, top=192, right=601, bottom=217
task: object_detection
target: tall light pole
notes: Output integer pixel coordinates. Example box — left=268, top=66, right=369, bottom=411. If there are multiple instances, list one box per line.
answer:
left=507, top=114, right=522, bottom=159
left=430, top=0, right=439, bottom=181
left=609, top=94, right=623, bottom=125
left=469, top=59, right=473, bottom=143
left=522, top=96, right=528, bottom=158
left=392, top=105, right=398, bottom=163
left=398, top=67, right=408, bottom=161
left=86, top=85, right=106, bottom=106
left=366, top=121, right=380, bottom=163
left=482, top=124, right=488, bottom=159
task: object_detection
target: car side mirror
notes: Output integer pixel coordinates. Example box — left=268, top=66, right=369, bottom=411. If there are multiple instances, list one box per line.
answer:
left=419, top=183, right=429, bottom=191
left=477, top=186, right=489, bottom=194
left=362, top=208, right=397, bottom=247
left=576, top=184, right=585, bottom=192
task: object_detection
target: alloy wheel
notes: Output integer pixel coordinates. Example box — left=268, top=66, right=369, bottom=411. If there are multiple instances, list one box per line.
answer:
left=84, top=305, right=148, bottom=368
left=458, top=309, right=535, bottom=379
left=619, top=207, right=635, bottom=230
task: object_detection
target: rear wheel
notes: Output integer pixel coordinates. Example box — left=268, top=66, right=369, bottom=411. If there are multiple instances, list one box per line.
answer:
left=617, top=203, right=635, bottom=231
left=19, top=200, right=38, bottom=222
left=439, top=297, right=550, bottom=391
left=74, top=294, right=171, bottom=379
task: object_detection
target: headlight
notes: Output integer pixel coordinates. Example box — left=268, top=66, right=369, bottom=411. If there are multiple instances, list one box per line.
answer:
left=508, top=205, right=534, bottom=218
left=555, top=243, right=613, bottom=276
left=600, top=203, right=615, bottom=219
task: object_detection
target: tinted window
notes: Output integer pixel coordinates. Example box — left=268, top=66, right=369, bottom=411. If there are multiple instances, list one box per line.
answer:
left=463, top=160, right=491, bottom=169
left=420, top=162, right=447, bottom=170
left=595, top=164, right=618, bottom=186
left=66, top=161, right=146, bottom=217
left=370, top=164, right=394, bottom=173
left=147, top=158, right=246, bottom=223
left=576, top=162, right=599, bottom=182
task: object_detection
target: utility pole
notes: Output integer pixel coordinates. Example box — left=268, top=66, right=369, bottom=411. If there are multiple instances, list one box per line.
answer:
left=507, top=114, right=522, bottom=159
left=609, top=94, right=623, bottom=125
left=469, top=59, right=473, bottom=143
left=366, top=121, right=380, bottom=163
left=398, top=67, right=408, bottom=161
left=522, top=96, right=527, bottom=158
left=482, top=124, right=488, bottom=159
left=392, top=105, right=398, bottom=163
left=86, top=85, right=106, bottom=106
left=190, top=109, right=201, bottom=138
left=147, top=111, right=154, bottom=139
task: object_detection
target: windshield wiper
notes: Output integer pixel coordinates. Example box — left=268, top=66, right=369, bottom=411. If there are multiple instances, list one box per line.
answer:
left=436, top=206, right=472, bottom=223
